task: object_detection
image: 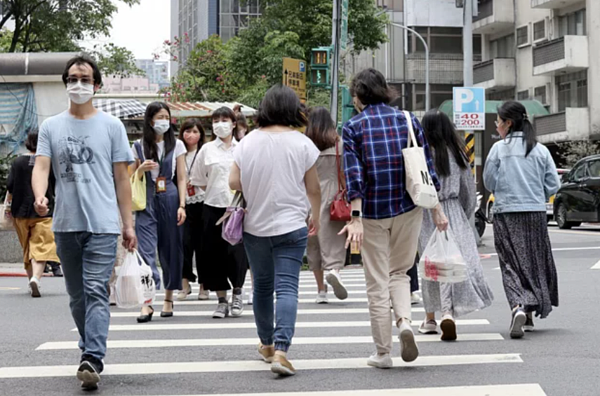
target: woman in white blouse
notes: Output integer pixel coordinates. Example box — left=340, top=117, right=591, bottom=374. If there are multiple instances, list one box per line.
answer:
left=190, top=107, right=248, bottom=319
left=131, top=102, right=187, bottom=322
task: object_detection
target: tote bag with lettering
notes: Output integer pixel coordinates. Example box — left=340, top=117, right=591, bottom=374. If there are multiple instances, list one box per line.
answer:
left=401, top=111, right=439, bottom=209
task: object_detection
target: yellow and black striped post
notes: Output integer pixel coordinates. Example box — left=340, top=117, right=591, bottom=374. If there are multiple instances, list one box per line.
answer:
left=465, top=132, right=475, bottom=175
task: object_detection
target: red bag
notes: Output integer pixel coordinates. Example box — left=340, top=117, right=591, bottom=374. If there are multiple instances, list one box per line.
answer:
left=330, top=140, right=351, bottom=222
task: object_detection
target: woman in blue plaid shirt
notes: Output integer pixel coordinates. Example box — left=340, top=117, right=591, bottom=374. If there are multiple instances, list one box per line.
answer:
left=340, top=68, right=448, bottom=369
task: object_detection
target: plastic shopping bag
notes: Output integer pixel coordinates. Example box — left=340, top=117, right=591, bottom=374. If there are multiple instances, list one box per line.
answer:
left=130, top=171, right=146, bottom=212
left=0, top=194, right=14, bottom=231
left=115, top=250, right=155, bottom=308
left=419, top=229, right=467, bottom=283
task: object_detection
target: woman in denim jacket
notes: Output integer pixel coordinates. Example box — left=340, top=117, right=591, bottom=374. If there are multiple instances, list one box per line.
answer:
left=484, top=100, right=561, bottom=339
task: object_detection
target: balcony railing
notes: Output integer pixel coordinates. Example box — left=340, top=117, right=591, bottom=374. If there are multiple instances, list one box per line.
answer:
left=535, top=112, right=566, bottom=136
left=473, top=60, right=494, bottom=84
left=533, top=37, right=565, bottom=67
left=473, top=0, right=494, bottom=22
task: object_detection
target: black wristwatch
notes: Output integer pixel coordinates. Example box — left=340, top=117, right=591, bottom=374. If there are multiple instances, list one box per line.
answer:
left=351, top=210, right=362, bottom=218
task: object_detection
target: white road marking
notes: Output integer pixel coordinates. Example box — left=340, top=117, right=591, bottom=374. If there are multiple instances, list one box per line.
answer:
left=96, top=319, right=489, bottom=332
left=38, top=331, right=500, bottom=350
left=131, top=297, right=371, bottom=306
left=590, top=259, right=600, bottom=269
left=0, top=354, right=522, bottom=378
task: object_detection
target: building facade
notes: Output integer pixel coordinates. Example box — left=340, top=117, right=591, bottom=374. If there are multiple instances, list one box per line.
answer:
left=136, top=59, right=170, bottom=89
left=474, top=0, right=599, bottom=144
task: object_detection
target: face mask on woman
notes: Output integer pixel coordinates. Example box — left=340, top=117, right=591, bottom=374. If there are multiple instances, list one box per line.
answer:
left=184, top=131, right=201, bottom=146
left=153, top=120, right=171, bottom=135
left=213, top=121, right=233, bottom=139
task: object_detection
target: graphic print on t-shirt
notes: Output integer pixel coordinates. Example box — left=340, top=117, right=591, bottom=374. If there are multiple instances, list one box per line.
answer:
left=58, top=135, right=95, bottom=183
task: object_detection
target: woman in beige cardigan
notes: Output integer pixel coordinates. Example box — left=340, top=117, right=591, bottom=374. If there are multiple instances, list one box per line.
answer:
left=305, top=107, right=349, bottom=303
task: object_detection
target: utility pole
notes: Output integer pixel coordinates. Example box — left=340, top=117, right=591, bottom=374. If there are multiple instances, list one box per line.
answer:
left=330, top=0, right=341, bottom=125
left=463, top=0, right=474, bottom=87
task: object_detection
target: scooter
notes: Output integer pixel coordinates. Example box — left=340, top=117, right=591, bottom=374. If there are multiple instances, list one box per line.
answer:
left=475, top=194, right=489, bottom=238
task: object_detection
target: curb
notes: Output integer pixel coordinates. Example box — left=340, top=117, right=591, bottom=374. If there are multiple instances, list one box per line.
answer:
left=0, top=272, right=54, bottom=278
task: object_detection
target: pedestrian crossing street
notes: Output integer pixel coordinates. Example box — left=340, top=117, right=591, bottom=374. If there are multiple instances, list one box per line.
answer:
left=0, top=268, right=549, bottom=395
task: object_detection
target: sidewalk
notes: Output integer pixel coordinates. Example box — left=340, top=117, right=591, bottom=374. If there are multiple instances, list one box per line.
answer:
left=0, top=263, right=54, bottom=277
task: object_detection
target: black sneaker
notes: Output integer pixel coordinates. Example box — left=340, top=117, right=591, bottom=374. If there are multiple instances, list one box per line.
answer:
left=50, top=262, right=63, bottom=277
left=509, top=307, right=527, bottom=339
left=524, top=313, right=534, bottom=332
left=77, top=360, right=101, bottom=390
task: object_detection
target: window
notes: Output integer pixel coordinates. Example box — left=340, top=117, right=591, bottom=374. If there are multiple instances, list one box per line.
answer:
left=573, top=164, right=588, bottom=182
left=533, top=20, right=546, bottom=42
left=491, top=34, right=516, bottom=58
left=557, top=71, right=588, bottom=111
left=517, top=25, right=530, bottom=47
left=412, top=84, right=454, bottom=111
left=588, top=161, right=600, bottom=178
left=534, top=86, right=547, bottom=105
left=407, top=27, right=481, bottom=57
left=559, top=9, right=586, bottom=37
left=517, top=90, right=529, bottom=100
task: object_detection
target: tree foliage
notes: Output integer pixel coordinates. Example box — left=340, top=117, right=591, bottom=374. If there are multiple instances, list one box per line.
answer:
left=89, top=43, right=144, bottom=79
left=557, top=140, right=600, bottom=168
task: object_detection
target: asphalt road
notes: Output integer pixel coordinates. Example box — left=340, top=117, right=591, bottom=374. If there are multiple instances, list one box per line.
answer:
left=0, top=224, right=599, bottom=396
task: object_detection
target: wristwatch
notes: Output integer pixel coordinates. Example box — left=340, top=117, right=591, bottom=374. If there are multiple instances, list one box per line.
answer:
left=351, top=210, right=362, bottom=218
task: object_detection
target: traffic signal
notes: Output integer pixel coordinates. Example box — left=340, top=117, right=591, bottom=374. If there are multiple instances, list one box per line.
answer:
left=310, top=47, right=332, bottom=88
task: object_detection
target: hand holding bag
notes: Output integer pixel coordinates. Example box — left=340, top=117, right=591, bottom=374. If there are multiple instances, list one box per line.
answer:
left=402, top=111, right=439, bottom=209
left=418, top=229, right=467, bottom=283
left=330, top=140, right=351, bottom=222
left=216, top=191, right=245, bottom=246
left=0, top=194, right=14, bottom=231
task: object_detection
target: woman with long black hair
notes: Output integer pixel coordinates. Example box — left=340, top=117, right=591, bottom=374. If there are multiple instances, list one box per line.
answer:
left=417, top=110, right=493, bottom=341
left=484, top=100, right=560, bottom=339
left=131, top=102, right=187, bottom=322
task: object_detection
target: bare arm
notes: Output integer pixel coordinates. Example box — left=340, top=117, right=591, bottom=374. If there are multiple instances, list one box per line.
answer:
left=176, top=155, right=187, bottom=226
left=32, top=156, right=51, bottom=216
left=229, top=162, right=242, bottom=192
left=305, top=165, right=321, bottom=236
left=114, top=162, right=137, bottom=251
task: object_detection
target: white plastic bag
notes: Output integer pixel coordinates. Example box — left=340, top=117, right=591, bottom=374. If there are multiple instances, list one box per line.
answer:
left=115, top=250, right=155, bottom=309
left=0, top=194, right=14, bottom=231
left=419, top=229, right=467, bottom=283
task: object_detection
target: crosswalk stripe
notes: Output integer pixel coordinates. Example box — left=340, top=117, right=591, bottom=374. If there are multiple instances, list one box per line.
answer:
left=100, top=319, right=489, bottom=332
left=108, top=307, right=425, bottom=318
left=149, top=297, right=371, bottom=305
left=0, top=354, right=522, bottom=378
left=147, top=384, right=547, bottom=396
left=38, top=333, right=502, bottom=350
left=155, top=284, right=367, bottom=297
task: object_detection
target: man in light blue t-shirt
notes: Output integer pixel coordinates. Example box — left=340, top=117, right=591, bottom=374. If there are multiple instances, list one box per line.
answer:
left=32, top=55, right=137, bottom=391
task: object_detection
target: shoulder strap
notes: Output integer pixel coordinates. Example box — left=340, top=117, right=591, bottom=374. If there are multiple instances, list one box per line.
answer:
left=403, top=111, right=418, bottom=149
left=335, top=139, right=344, bottom=193
left=134, top=141, right=145, bottom=161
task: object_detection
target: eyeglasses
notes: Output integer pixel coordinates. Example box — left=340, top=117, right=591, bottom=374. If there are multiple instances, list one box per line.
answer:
left=66, top=77, right=94, bottom=85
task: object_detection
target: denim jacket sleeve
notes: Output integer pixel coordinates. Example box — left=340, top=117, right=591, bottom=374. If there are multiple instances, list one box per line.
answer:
left=483, top=143, right=499, bottom=194
left=543, top=147, right=561, bottom=199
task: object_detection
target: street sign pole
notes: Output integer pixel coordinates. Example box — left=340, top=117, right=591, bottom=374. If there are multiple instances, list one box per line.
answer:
left=330, top=0, right=341, bottom=125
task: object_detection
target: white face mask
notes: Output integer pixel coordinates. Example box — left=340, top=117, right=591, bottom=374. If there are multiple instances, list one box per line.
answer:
left=213, top=121, right=233, bottom=139
left=153, top=120, right=171, bottom=135
left=66, top=82, right=95, bottom=105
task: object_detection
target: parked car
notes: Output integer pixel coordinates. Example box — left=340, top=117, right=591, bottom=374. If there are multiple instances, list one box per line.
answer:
left=554, top=156, right=600, bottom=229
left=487, top=168, right=569, bottom=223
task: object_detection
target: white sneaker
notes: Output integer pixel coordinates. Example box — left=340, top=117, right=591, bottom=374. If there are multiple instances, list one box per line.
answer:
left=231, top=294, right=244, bottom=317
left=411, top=292, right=422, bottom=305
left=418, top=319, right=438, bottom=335
left=398, top=319, right=419, bottom=362
left=29, top=277, right=41, bottom=298
left=315, top=290, right=328, bottom=304
left=367, top=353, right=393, bottom=369
left=326, top=270, right=348, bottom=300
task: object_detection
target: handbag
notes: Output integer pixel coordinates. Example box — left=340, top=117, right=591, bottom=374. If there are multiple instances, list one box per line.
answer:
left=330, top=140, right=351, bottom=222
left=216, top=191, right=246, bottom=246
left=0, top=194, right=14, bottom=231
left=402, top=111, right=439, bottom=209
left=131, top=142, right=147, bottom=211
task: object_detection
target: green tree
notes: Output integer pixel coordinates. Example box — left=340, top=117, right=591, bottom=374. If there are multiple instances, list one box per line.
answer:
left=557, top=140, right=600, bottom=168
left=0, top=0, right=140, bottom=52
left=90, top=43, right=144, bottom=79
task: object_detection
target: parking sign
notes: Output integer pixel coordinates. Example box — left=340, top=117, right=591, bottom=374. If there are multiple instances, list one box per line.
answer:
left=453, top=87, right=485, bottom=130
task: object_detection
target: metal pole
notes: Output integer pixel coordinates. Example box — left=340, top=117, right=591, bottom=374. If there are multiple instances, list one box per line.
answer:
left=330, top=0, right=341, bottom=125
left=389, top=22, right=430, bottom=110
left=463, top=0, right=474, bottom=86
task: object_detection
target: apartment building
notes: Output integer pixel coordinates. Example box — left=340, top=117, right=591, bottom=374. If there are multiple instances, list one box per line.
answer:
left=136, top=59, right=170, bottom=89
left=170, top=0, right=261, bottom=74
left=475, top=0, right=600, bottom=144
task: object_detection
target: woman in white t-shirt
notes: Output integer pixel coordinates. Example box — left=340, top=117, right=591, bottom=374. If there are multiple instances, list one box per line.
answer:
left=131, top=102, right=187, bottom=322
left=189, top=107, right=249, bottom=320
left=177, top=118, right=207, bottom=301
left=229, top=85, right=322, bottom=377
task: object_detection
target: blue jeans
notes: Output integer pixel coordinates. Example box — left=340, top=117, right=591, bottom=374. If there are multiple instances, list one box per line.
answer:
left=243, top=227, right=308, bottom=353
left=55, top=232, right=118, bottom=363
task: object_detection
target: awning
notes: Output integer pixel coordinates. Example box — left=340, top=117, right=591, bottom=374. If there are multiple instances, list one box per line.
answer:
left=93, top=99, right=147, bottom=119
left=439, top=100, right=550, bottom=119
left=167, top=102, right=256, bottom=118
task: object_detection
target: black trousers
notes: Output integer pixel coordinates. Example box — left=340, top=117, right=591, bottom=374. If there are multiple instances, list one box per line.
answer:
left=201, top=205, right=248, bottom=291
left=182, top=202, right=204, bottom=284
left=409, top=254, right=419, bottom=293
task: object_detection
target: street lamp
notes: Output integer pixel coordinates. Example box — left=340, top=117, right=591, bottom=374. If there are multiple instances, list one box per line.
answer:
left=388, top=22, right=430, bottom=111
